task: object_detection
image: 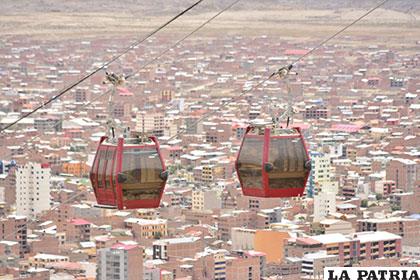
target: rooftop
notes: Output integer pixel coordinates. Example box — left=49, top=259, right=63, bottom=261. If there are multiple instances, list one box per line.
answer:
left=351, top=231, right=402, bottom=243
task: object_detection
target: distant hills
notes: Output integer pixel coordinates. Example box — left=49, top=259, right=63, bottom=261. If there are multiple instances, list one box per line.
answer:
left=1, top=0, right=419, bottom=14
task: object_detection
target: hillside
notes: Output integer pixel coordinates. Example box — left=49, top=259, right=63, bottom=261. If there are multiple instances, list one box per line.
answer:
left=1, top=0, right=419, bottom=15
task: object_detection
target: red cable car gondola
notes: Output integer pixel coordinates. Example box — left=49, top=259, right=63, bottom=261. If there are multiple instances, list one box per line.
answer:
left=90, top=135, right=168, bottom=209
left=90, top=72, right=168, bottom=209
left=236, top=126, right=311, bottom=198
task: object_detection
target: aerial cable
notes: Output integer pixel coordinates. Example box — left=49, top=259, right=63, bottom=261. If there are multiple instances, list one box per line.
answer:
left=290, top=0, right=390, bottom=66
left=2, top=0, right=243, bottom=158
left=166, top=0, right=389, bottom=142
left=1, top=0, right=242, bottom=150
left=166, top=76, right=273, bottom=142
left=125, top=0, right=242, bottom=80
left=1, top=0, right=388, bottom=138
left=1, top=88, right=112, bottom=160
left=0, top=0, right=205, bottom=133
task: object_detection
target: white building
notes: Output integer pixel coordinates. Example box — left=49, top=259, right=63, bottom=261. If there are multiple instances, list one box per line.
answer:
left=313, top=190, right=336, bottom=222
left=136, top=112, right=166, bottom=137
left=97, top=244, right=143, bottom=280
left=311, top=152, right=332, bottom=186
left=302, top=251, right=338, bottom=278
left=144, top=266, right=161, bottom=280
left=16, top=162, right=51, bottom=218
left=308, top=152, right=337, bottom=196
left=231, top=228, right=256, bottom=251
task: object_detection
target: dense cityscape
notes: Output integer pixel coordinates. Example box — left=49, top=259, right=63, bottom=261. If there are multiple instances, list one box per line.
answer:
left=0, top=1, right=419, bottom=279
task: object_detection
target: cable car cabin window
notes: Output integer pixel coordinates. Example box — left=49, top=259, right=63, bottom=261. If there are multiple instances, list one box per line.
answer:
left=237, top=137, right=263, bottom=189
left=104, top=148, right=116, bottom=189
left=120, top=149, right=164, bottom=201
left=96, top=149, right=107, bottom=188
left=268, top=137, right=308, bottom=189
left=112, top=149, right=118, bottom=188
left=90, top=150, right=100, bottom=188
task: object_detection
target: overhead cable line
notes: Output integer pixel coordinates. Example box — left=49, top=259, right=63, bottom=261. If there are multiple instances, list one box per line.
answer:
left=1, top=0, right=243, bottom=159
left=290, top=0, right=390, bottom=66
left=0, top=0, right=205, bottom=133
left=166, top=0, right=389, bottom=142
left=0, top=0, right=389, bottom=240
left=2, top=0, right=246, bottom=225
left=125, top=0, right=243, bottom=80
left=0, top=88, right=113, bottom=160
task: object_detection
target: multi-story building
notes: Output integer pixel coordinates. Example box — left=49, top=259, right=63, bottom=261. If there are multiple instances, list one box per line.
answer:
left=136, top=111, right=166, bottom=137
left=374, top=180, right=396, bottom=196
left=231, top=228, right=256, bottom=251
left=243, top=251, right=266, bottom=278
left=200, top=164, right=228, bottom=183
left=254, top=230, right=291, bottom=263
left=61, top=160, right=89, bottom=177
left=16, top=162, right=51, bottom=218
left=192, top=189, right=222, bottom=211
left=0, top=215, right=28, bottom=256
left=217, top=211, right=254, bottom=241
left=313, top=191, right=336, bottom=222
left=74, top=87, right=88, bottom=102
left=185, top=116, right=202, bottom=134
left=153, top=236, right=204, bottom=261
left=307, top=152, right=333, bottom=196
left=353, top=231, right=402, bottom=261
left=357, top=217, right=420, bottom=242
left=97, top=243, right=143, bottom=280
left=207, top=251, right=227, bottom=280
left=0, top=240, right=20, bottom=261
left=390, top=189, right=420, bottom=213
left=65, top=218, right=91, bottom=242
left=258, top=208, right=282, bottom=226
left=144, top=265, right=161, bottom=280
left=34, top=116, right=62, bottom=132
left=386, top=158, right=417, bottom=192
left=136, top=209, right=159, bottom=220
left=29, top=253, right=69, bottom=268
left=284, top=237, right=323, bottom=259
left=309, top=231, right=402, bottom=265
left=304, top=105, right=329, bottom=120
left=266, top=257, right=301, bottom=277
left=124, top=218, right=168, bottom=239
left=225, top=254, right=261, bottom=280
left=319, top=219, right=354, bottom=234
left=302, top=251, right=338, bottom=278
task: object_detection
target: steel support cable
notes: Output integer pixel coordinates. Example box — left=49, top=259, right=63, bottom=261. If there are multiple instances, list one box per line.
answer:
left=1, top=90, right=111, bottom=240
left=290, top=0, right=390, bottom=66
left=0, top=1, right=390, bottom=242
left=166, top=0, right=390, bottom=143
left=0, top=88, right=112, bottom=159
left=0, top=0, right=205, bottom=133
left=124, top=0, right=243, bottom=80
left=0, top=0, right=242, bottom=231
left=1, top=0, right=243, bottom=159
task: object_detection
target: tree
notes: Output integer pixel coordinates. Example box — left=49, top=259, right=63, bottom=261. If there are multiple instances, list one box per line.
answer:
left=361, top=200, right=368, bottom=208
left=391, top=205, right=401, bottom=212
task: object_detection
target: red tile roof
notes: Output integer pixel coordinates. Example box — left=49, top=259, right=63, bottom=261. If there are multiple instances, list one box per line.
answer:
left=70, top=218, right=91, bottom=226
left=111, top=243, right=138, bottom=251
left=296, top=237, right=321, bottom=246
